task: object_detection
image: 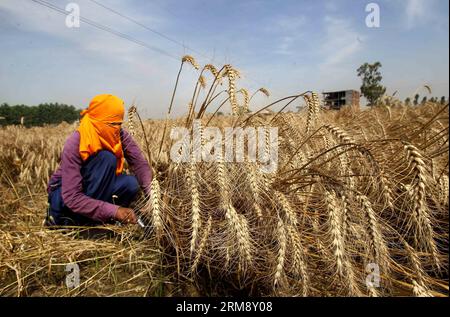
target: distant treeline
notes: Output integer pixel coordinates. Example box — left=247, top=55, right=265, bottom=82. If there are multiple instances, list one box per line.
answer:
left=0, top=103, right=81, bottom=127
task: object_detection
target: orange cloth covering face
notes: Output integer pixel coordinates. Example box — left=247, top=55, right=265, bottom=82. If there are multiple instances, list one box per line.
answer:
left=78, top=94, right=125, bottom=175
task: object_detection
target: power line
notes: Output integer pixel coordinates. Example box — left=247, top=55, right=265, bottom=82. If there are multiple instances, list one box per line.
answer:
left=30, top=0, right=269, bottom=91
left=87, top=0, right=211, bottom=61
left=85, top=0, right=268, bottom=90
left=30, top=0, right=179, bottom=61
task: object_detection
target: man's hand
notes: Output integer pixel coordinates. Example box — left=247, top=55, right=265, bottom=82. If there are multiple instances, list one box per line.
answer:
left=115, top=207, right=137, bottom=224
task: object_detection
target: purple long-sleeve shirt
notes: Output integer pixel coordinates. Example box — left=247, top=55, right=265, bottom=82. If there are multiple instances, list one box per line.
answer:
left=48, top=129, right=152, bottom=222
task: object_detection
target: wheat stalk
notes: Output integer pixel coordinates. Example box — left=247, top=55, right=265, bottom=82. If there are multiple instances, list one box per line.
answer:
left=275, top=191, right=298, bottom=227
left=192, top=216, right=212, bottom=272
left=403, top=143, right=441, bottom=269
left=286, top=224, right=309, bottom=296
left=249, top=87, right=271, bottom=105
left=357, top=194, right=389, bottom=273
left=224, top=65, right=238, bottom=115
left=323, top=124, right=354, bottom=144
left=246, top=163, right=264, bottom=220
left=379, top=172, right=394, bottom=210
left=217, top=153, right=252, bottom=269
left=305, top=92, right=320, bottom=134
left=189, top=162, right=201, bottom=255
left=311, top=92, right=320, bottom=117
left=304, top=94, right=314, bottom=134
left=149, top=177, right=163, bottom=237
left=258, top=87, right=270, bottom=97
left=274, top=215, right=287, bottom=288
left=238, top=88, right=250, bottom=113
left=412, top=280, right=433, bottom=297
left=198, top=75, right=206, bottom=89
left=182, top=55, right=200, bottom=70
left=438, top=175, right=449, bottom=206
left=402, top=238, right=433, bottom=297
left=326, top=190, right=347, bottom=278
left=127, top=105, right=137, bottom=137
left=204, top=64, right=218, bottom=78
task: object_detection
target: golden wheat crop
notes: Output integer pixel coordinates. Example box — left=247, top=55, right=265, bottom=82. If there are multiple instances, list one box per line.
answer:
left=0, top=56, right=448, bottom=297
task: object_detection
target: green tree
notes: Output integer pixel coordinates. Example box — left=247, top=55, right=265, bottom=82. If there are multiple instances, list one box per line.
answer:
left=0, top=102, right=80, bottom=127
left=440, top=96, right=446, bottom=105
left=357, top=62, right=386, bottom=106
left=421, top=96, right=428, bottom=105
left=0, top=103, right=11, bottom=125
left=405, top=97, right=411, bottom=105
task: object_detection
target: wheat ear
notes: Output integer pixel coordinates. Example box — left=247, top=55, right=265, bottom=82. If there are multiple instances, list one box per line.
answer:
left=150, top=177, right=163, bottom=237
left=274, top=216, right=287, bottom=288
left=189, top=162, right=201, bottom=255
left=404, top=143, right=441, bottom=269
left=286, top=224, right=309, bottom=296
left=192, top=216, right=212, bottom=272
left=326, top=190, right=346, bottom=277
left=224, top=65, right=238, bottom=115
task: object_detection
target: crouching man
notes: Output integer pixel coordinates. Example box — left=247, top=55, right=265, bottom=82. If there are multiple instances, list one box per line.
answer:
left=46, top=94, right=152, bottom=226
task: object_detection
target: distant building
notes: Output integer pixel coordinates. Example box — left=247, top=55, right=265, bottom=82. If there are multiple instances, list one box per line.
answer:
left=323, top=90, right=360, bottom=109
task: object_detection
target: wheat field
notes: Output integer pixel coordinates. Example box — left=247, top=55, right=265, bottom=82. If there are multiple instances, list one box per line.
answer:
left=0, top=57, right=448, bottom=297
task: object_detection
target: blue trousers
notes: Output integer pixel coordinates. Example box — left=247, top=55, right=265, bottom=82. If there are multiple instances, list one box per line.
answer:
left=47, top=150, right=139, bottom=226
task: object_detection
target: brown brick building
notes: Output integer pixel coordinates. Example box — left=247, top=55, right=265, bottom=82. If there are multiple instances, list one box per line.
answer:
left=323, top=90, right=360, bottom=109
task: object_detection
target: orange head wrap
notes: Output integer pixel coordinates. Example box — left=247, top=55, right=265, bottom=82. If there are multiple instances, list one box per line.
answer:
left=78, top=94, right=125, bottom=175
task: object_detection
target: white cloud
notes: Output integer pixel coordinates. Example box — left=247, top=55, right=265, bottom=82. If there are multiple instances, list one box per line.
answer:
left=0, top=0, right=169, bottom=62
left=0, top=0, right=180, bottom=117
left=274, top=36, right=295, bottom=56
left=405, top=0, right=437, bottom=29
left=265, top=15, right=307, bottom=56
left=272, top=15, right=307, bottom=33
left=324, top=1, right=339, bottom=12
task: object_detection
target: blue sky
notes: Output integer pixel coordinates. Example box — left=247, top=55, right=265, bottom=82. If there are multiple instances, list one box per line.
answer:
left=0, top=0, right=448, bottom=118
